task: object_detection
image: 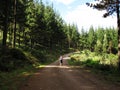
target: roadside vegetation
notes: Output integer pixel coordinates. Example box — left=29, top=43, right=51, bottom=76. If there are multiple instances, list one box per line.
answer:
left=69, top=50, right=120, bottom=84
left=0, top=45, right=64, bottom=90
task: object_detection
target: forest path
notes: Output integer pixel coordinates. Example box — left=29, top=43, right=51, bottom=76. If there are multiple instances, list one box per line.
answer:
left=20, top=54, right=120, bottom=90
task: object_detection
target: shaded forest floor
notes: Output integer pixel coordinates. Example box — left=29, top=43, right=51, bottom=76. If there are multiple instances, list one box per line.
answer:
left=20, top=54, right=120, bottom=90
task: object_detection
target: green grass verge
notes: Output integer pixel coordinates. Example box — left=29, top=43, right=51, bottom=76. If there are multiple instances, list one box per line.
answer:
left=0, top=65, right=38, bottom=90
left=68, top=50, right=120, bottom=84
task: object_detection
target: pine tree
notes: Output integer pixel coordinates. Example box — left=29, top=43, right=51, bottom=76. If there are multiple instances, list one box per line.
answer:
left=103, top=33, right=108, bottom=53
left=88, top=26, right=95, bottom=51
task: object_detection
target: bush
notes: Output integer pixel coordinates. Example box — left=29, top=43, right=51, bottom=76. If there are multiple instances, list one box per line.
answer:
left=69, top=50, right=118, bottom=71
left=69, top=59, right=82, bottom=66
left=82, top=59, right=100, bottom=68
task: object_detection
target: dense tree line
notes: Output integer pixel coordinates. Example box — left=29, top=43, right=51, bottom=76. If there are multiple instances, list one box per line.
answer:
left=0, top=0, right=79, bottom=52
left=79, top=27, right=118, bottom=54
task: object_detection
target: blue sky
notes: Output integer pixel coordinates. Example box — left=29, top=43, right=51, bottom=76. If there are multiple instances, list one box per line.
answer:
left=43, top=0, right=117, bottom=32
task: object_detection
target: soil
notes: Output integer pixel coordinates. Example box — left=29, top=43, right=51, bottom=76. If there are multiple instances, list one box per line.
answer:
left=20, top=54, right=120, bottom=90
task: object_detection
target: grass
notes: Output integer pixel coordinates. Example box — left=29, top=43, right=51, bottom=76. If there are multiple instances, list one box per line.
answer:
left=68, top=50, right=120, bottom=84
left=0, top=65, right=38, bottom=90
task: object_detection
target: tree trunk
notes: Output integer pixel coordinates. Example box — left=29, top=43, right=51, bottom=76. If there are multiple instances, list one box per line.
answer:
left=18, top=28, right=21, bottom=47
left=2, top=0, right=8, bottom=49
left=68, top=40, right=71, bottom=48
left=22, top=29, right=25, bottom=46
left=30, top=33, right=33, bottom=49
left=13, top=0, right=17, bottom=48
left=116, top=0, right=120, bottom=69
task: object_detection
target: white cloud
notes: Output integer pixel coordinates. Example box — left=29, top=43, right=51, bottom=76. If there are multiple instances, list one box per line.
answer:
left=63, top=4, right=117, bottom=32
left=51, top=0, right=76, bottom=5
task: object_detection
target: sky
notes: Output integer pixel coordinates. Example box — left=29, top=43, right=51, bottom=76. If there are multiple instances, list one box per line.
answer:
left=43, top=0, right=117, bottom=32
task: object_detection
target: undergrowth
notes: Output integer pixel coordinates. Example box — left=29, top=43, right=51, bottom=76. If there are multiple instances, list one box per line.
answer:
left=69, top=50, right=120, bottom=84
left=0, top=65, right=37, bottom=90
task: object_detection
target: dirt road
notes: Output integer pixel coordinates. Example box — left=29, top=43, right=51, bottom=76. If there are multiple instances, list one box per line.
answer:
left=20, top=55, right=120, bottom=90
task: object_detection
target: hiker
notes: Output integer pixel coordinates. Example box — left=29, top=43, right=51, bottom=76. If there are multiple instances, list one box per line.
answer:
left=59, top=55, right=63, bottom=66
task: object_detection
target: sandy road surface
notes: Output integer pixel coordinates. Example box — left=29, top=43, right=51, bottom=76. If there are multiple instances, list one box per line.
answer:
left=20, top=54, right=120, bottom=90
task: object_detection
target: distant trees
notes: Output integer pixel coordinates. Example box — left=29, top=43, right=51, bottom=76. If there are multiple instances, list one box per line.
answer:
left=64, top=24, right=79, bottom=48
left=79, top=27, right=117, bottom=54
left=88, top=26, right=95, bottom=51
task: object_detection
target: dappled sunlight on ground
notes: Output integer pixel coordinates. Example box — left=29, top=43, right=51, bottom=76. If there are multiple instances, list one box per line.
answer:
left=63, top=57, right=71, bottom=60
left=21, top=72, right=32, bottom=77
left=45, top=65, right=70, bottom=69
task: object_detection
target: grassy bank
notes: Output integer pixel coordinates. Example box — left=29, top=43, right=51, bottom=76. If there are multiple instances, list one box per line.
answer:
left=0, top=46, right=62, bottom=90
left=0, top=65, right=37, bottom=90
left=68, top=50, right=120, bottom=84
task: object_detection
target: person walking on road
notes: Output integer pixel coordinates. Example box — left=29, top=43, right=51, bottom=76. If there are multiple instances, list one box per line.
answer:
left=59, top=55, right=63, bottom=66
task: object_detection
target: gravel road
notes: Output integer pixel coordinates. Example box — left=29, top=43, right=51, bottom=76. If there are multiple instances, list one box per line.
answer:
left=20, top=54, right=120, bottom=90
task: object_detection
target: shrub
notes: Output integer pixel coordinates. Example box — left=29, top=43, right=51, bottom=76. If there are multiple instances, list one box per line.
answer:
left=69, top=50, right=118, bottom=71
left=82, top=59, right=100, bottom=68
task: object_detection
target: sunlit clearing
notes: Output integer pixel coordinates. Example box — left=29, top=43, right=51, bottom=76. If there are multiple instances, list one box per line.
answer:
left=37, top=65, right=45, bottom=68
left=63, top=57, right=70, bottom=60
left=45, top=65, right=70, bottom=69
left=22, top=72, right=30, bottom=76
